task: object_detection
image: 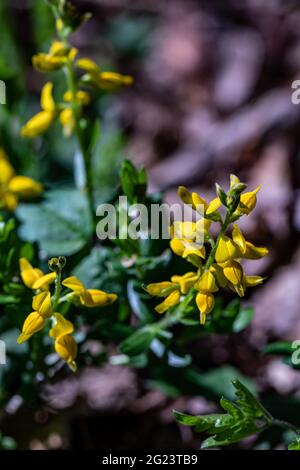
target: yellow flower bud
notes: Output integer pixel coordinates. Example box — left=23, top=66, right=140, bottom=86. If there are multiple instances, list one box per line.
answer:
left=54, top=335, right=77, bottom=371
left=237, top=185, right=261, bottom=215
left=145, top=281, right=175, bottom=297
left=196, top=293, right=215, bottom=324
left=8, top=176, right=43, bottom=198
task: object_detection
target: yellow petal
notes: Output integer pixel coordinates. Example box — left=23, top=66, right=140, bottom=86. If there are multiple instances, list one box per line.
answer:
left=32, top=54, right=65, bottom=72
left=171, top=272, right=198, bottom=294
left=182, top=242, right=206, bottom=260
left=76, top=58, right=100, bottom=73
left=63, top=90, right=91, bottom=106
left=68, top=48, right=78, bottom=61
left=80, top=289, right=117, bottom=307
left=8, top=176, right=43, bottom=198
left=172, top=221, right=196, bottom=240
left=155, top=290, right=180, bottom=314
left=195, top=218, right=211, bottom=240
left=242, top=242, right=268, bottom=260
left=49, top=41, right=68, bottom=56
left=32, top=272, right=56, bottom=291
left=215, top=235, right=239, bottom=263
left=195, top=271, right=218, bottom=293
left=192, top=192, right=207, bottom=213
left=49, top=313, right=74, bottom=339
left=244, top=275, right=265, bottom=287
left=145, top=281, right=175, bottom=297
left=238, top=185, right=261, bottom=215
left=32, top=291, right=52, bottom=317
left=0, top=149, right=15, bottom=184
left=21, top=111, right=55, bottom=138
left=40, top=82, right=56, bottom=112
left=196, top=293, right=215, bottom=324
left=62, top=276, right=85, bottom=294
left=19, top=257, right=44, bottom=289
left=178, top=186, right=193, bottom=206
left=232, top=224, right=247, bottom=254
left=59, top=108, right=75, bottom=137
left=223, top=260, right=244, bottom=285
left=170, top=238, right=185, bottom=256
left=54, top=334, right=77, bottom=367
left=206, top=197, right=221, bottom=215
left=97, top=71, right=133, bottom=90
left=17, top=312, right=45, bottom=343
left=1, top=191, right=18, bottom=211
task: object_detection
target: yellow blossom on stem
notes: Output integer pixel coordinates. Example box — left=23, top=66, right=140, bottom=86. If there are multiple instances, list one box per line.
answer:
left=146, top=175, right=268, bottom=325
left=62, top=276, right=117, bottom=307
left=0, top=150, right=43, bottom=210
left=21, top=82, right=57, bottom=138
left=32, top=41, right=78, bottom=72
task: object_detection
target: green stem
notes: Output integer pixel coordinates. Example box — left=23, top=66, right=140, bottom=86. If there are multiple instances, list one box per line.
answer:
left=52, top=269, right=62, bottom=312
left=272, top=418, right=300, bottom=435
left=64, top=60, right=96, bottom=231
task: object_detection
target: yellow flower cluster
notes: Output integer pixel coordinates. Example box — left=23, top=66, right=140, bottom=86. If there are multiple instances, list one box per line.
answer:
left=146, top=175, right=268, bottom=325
left=18, top=258, right=117, bottom=371
left=0, top=149, right=43, bottom=210
left=21, top=39, right=133, bottom=139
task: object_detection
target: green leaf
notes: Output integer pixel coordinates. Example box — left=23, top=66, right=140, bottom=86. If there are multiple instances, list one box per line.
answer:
left=288, top=436, right=300, bottom=450
left=120, top=159, right=147, bottom=203
left=120, top=326, right=156, bottom=356
left=16, top=189, right=93, bottom=256
left=174, top=379, right=273, bottom=449
left=232, top=307, right=254, bottom=332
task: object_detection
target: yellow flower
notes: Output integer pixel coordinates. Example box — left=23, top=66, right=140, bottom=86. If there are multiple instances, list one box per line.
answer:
left=196, top=293, right=215, bottom=325
left=215, top=235, right=239, bottom=263
left=76, top=58, right=133, bottom=91
left=232, top=224, right=269, bottom=259
left=222, top=260, right=244, bottom=286
left=32, top=291, right=52, bottom=318
left=17, top=312, right=45, bottom=344
left=49, top=313, right=74, bottom=339
left=171, top=272, right=198, bottom=294
left=21, top=82, right=57, bottom=138
left=195, top=271, right=218, bottom=293
left=59, top=108, right=75, bottom=137
left=63, top=90, right=91, bottom=106
left=0, top=150, right=43, bottom=210
left=54, top=335, right=78, bottom=372
left=19, top=258, right=56, bottom=290
left=178, top=186, right=221, bottom=217
left=32, top=41, right=78, bottom=72
left=235, top=185, right=261, bottom=216
left=146, top=177, right=268, bottom=326
left=62, top=276, right=117, bottom=307
left=194, top=271, right=218, bottom=323
left=155, top=290, right=181, bottom=314
left=145, top=280, right=181, bottom=313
